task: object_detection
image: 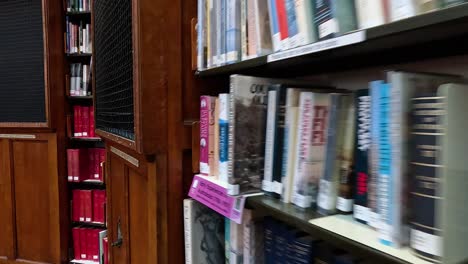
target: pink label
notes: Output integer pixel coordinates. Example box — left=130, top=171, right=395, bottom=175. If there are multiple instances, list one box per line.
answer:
left=200, top=96, right=210, bottom=174
left=189, top=175, right=246, bottom=224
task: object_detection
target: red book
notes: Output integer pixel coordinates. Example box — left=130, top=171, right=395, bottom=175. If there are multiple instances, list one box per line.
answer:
left=93, top=190, right=106, bottom=224
left=89, top=149, right=97, bottom=180
left=72, top=228, right=81, bottom=260
left=93, top=149, right=100, bottom=181
left=73, top=106, right=80, bottom=137
left=71, top=149, right=80, bottom=182
left=82, top=106, right=90, bottom=137
left=91, top=229, right=101, bottom=261
left=72, top=190, right=81, bottom=222
left=79, top=228, right=87, bottom=260
left=67, top=149, right=73, bottom=182
left=79, top=148, right=90, bottom=181
left=86, top=229, right=94, bottom=260
left=82, top=190, right=93, bottom=222
left=79, top=190, right=85, bottom=222
left=103, top=237, right=109, bottom=264
left=89, top=107, right=96, bottom=137
left=99, top=149, right=106, bottom=182
left=275, top=0, right=289, bottom=41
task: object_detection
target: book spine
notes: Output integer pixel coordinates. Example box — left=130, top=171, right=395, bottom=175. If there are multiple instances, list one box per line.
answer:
left=284, top=0, right=299, bottom=48
left=336, top=96, right=356, bottom=213
left=227, top=80, right=238, bottom=195
left=86, top=229, right=93, bottom=260
left=263, top=89, right=278, bottom=194
left=72, top=149, right=80, bottom=182
left=72, top=190, right=80, bottom=222
left=66, top=17, right=70, bottom=53
left=281, top=89, right=300, bottom=203
left=225, top=218, right=231, bottom=264
left=354, top=89, right=371, bottom=224
left=312, top=0, right=336, bottom=40
left=73, top=107, right=80, bottom=136
left=79, top=228, right=87, bottom=259
left=197, top=0, right=207, bottom=69
left=292, top=92, right=315, bottom=208
left=440, top=0, right=468, bottom=7
left=247, top=0, right=257, bottom=59
left=220, top=0, right=227, bottom=65
left=208, top=97, right=217, bottom=176
left=293, top=237, right=316, bottom=263
left=317, top=94, right=339, bottom=214
left=264, top=217, right=275, bottom=264
left=219, top=94, right=230, bottom=183
left=67, top=149, right=74, bottom=181
left=294, top=0, right=316, bottom=46
left=213, top=98, right=220, bottom=177
left=72, top=228, right=81, bottom=259
left=200, top=96, right=211, bottom=175
left=256, top=0, right=273, bottom=55
left=331, top=0, right=358, bottom=35
left=89, top=107, right=95, bottom=137
left=242, top=209, right=252, bottom=264
left=389, top=0, right=417, bottom=21
left=183, top=199, right=193, bottom=264
left=355, top=0, right=386, bottom=29
left=272, top=88, right=288, bottom=196
left=408, top=94, right=443, bottom=261
left=82, top=106, right=90, bottom=137
left=230, top=220, right=243, bottom=264
left=273, top=223, right=288, bottom=263
left=84, top=190, right=93, bottom=222
left=89, top=149, right=96, bottom=180
left=76, top=63, right=82, bottom=95
left=369, top=81, right=382, bottom=228
left=240, top=0, right=248, bottom=60
left=226, top=0, right=241, bottom=64
left=210, top=0, right=218, bottom=66
left=92, top=229, right=100, bottom=260
left=267, top=0, right=281, bottom=51
left=275, top=0, right=289, bottom=49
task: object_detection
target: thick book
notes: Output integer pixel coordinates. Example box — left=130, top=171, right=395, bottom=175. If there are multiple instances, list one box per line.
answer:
left=89, top=107, right=96, bottom=137
left=219, top=94, right=230, bottom=183
left=79, top=228, right=87, bottom=259
left=93, top=190, right=106, bottom=224
left=226, top=0, right=241, bottom=64
left=82, top=106, right=90, bottom=137
left=284, top=0, right=299, bottom=48
left=73, top=106, right=82, bottom=137
left=67, top=149, right=74, bottom=182
left=355, top=0, right=386, bottom=29
left=383, top=71, right=461, bottom=247
left=197, top=0, right=207, bottom=69
left=247, top=0, right=257, bottom=58
left=267, top=0, right=281, bottom=51
left=336, top=95, right=356, bottom=213
left=200, top=96, right=215, bottom=175
left=99, top=230, right=108, bottom=264
left=229, top=217, right=243, bottom=264
left=72, top=149, right=80, bottom=182
left=353, top=89, right=371, bottom=224
left=208, top=97, right=218, bottom=176
left=210, top=0, right=218, bottom=66
left=243, top=210, right=265, bottom=264
left=72, top=190, right=81, bottom=222
left=83, top=190, right=93, bottom=222
left=254, top=0, right=273, bottom=55
left=312, top=0, right=358, bottom=40
left=72, top=228, right=81, bottom=260
left=292, top=92, right=330, bottom=208
left=294, top=0, right=317, bottom=47
left=183, top=199, right=225, bottom=264
left=218, top=0, right=227, bottom=65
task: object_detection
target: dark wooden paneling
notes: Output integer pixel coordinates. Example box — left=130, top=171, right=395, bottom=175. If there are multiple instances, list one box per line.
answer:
left=0, top=139, right=14, bottom=260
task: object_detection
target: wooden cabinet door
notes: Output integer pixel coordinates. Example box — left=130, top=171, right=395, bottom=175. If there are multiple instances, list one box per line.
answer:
left=107, top=145, right=157, bottom=264
left=0, top=133, right=65, bottom=264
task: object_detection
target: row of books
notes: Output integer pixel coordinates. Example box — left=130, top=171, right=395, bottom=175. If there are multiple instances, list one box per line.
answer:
left=66, top=0, right=92, bottom=12
left=184, top=199, right=369, bottom=264
left=199, top=73, right=468, bottom=262
left=69, top=63, right=92, bottom=97
left=73, top=105, right=96, bottom=138
left=72, top=189, right=106, bottom=224
left=66, top=19, right=92, bottom=54
left=67, top=148, right=105, bottom=182
left=72, top=228, right=108, bottom=263
left=196, top=0, right=468, bottom=69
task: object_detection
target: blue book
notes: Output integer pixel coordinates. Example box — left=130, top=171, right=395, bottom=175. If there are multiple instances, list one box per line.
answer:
left=226, top=0, right=241, bottom=64
left=284, top=0, right=299, bottom=48
left=218, top=0, right=227, bottom=65
left=197, top=0, right=207, bottom=69
left=376, top=83, right=392, bottom=246
left=267, top=0, right=281, bottom=51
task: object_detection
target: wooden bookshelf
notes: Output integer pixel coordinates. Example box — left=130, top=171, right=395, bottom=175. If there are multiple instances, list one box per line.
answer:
left=67, top=53, right=92, bottom=57
left=72, top=221, right=106, bottom=228
left=197, top=3, right=468, bottom=78
left=66, top=11, right=91, bottom=16
left=69, top=137, right=102, bottom=142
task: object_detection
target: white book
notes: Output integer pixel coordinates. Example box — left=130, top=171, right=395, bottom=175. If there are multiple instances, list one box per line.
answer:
left=197, top=0, right=207, bottom=69
left=254, top=0, right=273, bottom=56
left=262, top=89, right=277, bottom=193
left=75, top=64, right=82, bottom=96
left=82, top=65, right=88, bottom=96
left=389, top=0, right=417, bottom=22
left=294, top=0, right=316, bottom=46
left=230, top=218, right=243, bottom=264
left=219, top=93, right=230, bottom=183
left=356, top=0, right=386, bottom=29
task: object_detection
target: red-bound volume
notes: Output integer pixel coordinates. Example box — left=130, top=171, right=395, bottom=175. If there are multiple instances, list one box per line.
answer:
left=86, top=228, right=94, bottom=260
left=99, top=149, right=106, bottom=182
left=82, top=190, right=93, bottom=222
left=275, top=0, right=289, bottom=42
left=67, top=149, right=74, bottom=182
left=72, top=190, right=81, bottom=222
left=82, top=106, right=90, bottom=137
left=79, top=228, right=87, bottom=260
left=79, top=149, right=89, bottom=181
left=93, top=190, right=106, bottom=224
left=89, top=148, right=96, bottom=180
left=94, top=149, right=101, bottom=181
left=72, top=228, right=81, bottom=260
left=91, top=229, right=102, bottom=260
left=89, top=107, right=96, bottom=137
left=71, top=149, right=80, bottom=182
left=103, top=237, right=109, bottom=264
left=79, top=190, right=85, bottom=222
left=73, top=106, right=80, bottom=137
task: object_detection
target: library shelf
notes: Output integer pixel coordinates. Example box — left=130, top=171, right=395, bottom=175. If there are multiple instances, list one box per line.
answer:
left=67, top=53, right=92, bottom=57
left=70, top=137, right=102, bottom=142
left=70, top=259, right=98, bottom=264
left=66, top=11, right=91, bottom=16
left=197, top=3, right=468, bottom=78
left=68, top=95, right=93, bottom=100
left=72, top=221, right=106, bottom=229
left=247, top=195, right=431, bottom=264
left=70, top=180, right=105, bottom=189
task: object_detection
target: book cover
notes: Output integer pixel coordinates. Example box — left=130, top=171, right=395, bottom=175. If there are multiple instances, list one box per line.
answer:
left=72, top=190, right=81, bottom=222
left=294, top=0, right=317, bottom=47
left=317, top=94, right=340, bottom=215
left=198, top=0, right=207, bottom=69
left=79, top=228, right=87, bottom=259
left=83, top=190, right=93, bottom=222
left=90, top=107, right=96, bottom=137
left=82, top=106, right=90, bottom=137
left=292, top=92, right=330, bottom=208
left=275, top=0, right=289, bottom=50
left=355, top=0, right=386, bottom=29
left=72, top=228, right=81, bottom=260
left=409, top=92, right=442, bottom=262
left=219, top=0, right=227, bottom=65
left=384, top=71, right=460, bottom=247
left=183, top=199, right=225, bottom=264
left=284, top=0, right=299, bottom=48
left=226, top=0, right=241, bottom=64
left=208, top=97, right=217, bottom=176
left=267, top=0, right=281, bottom=51
left=389, top=0, right=417, bottom=21
left=353, top=89, right=371, bottom=224
left=336, top=95, right=356, bottom=213
left=67, top=149, right=74, bottom=181
left=219, top=94, right=230, bottom=183
left=312, top=0, right=357, bottom=40
left=254, top=0, right=273, bottom=55
left=247, top=0, right=258, bottom=59
left=200, top=96, right=212, bottom=175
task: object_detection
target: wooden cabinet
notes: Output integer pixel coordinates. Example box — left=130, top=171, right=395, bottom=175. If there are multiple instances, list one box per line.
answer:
left=0, top=133, right=68, bottom=264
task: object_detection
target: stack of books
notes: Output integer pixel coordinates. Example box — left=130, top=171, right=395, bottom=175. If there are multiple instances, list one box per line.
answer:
left=67, top=148, right=105, bottom=182
left=72, top=228, right=107, bottom=263
left=66, top=0, right=92, bottom=12
left=66, top=19, right=92, bottom=54
left=72, top=189, right=106, bottom=224
left=69, top=63, right=92, bottom=96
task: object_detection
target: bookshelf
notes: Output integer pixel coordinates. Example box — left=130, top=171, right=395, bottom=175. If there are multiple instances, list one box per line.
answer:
left=188, top=2, right=468, bottom=264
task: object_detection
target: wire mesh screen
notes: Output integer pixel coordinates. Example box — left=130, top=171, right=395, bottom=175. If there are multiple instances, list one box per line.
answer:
left=0, top=0, right=46, bottom=123
left=94, top=0, right=135, bottom=140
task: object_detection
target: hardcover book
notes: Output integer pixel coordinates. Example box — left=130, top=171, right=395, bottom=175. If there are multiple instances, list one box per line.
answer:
left=294, top=0, right=317, bottom=46
left=312, top=0, right=357, bottom=40
left=284, top=0, right=299, bottom=48
left=355, top=0, right=386, bottom=29
left=200, top=96, right=215, bottom=175
left=389, top=0, right=417, bottom=21
left=198, top=0, right=207, bottom=69
left=267, top=0, right=281, bottom=51
left=254, top=0, right=273, bottom=55
left=219, top=94, right=230, bottom=183
left=184, top=199, right=225, bottom=264
left=226, top=0, right=241, bottom=64
left=275, top=0, right=289, bottom=50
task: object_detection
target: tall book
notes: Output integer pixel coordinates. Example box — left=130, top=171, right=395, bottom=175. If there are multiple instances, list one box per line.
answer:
left=284, top=0, right=299, bottom=48
left=254, top=0, right=273, bottom=55
left=312, top=0, right=358, bottom=40
left=294, top=0, right=317, bottom=47
left=229, top=217, right=243, bottom=263
left=336, top=96, right=356, bottom=213
left=183, top=199, right=225, bottom=264
left=219, top=94, right=230, bottom=183
left=292, top=92, right=330, bottom=208
left=218, top=0, right=227, bottom=65
left=207, top=0, right=213, bottom=67
left=267, top=0, right=281, bottom=51
left=353, top=89, right=371, bottom=224
left=275, top=0, right=289, bottom=50
left=210, top=0, right=218, bottom=66
left=389, top=0, right=417, bottom=22
left=200, top=96, right=216, bottom=175
left=226, top=0, right=241, bottom=64
left=197, top=0, right=207, bottom=69
left=225, top=218, right=230, bottom=264
left=213, top=98, right=220, bottom=177
left=355, top=0, right=386, bottom=29
left=381, top=71, right=461, bottom=247
left=246, top=0, right=258, bottom=59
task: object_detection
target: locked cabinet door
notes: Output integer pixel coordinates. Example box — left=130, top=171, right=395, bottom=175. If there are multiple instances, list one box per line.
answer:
left=106, top=145, right=158, bottom=264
